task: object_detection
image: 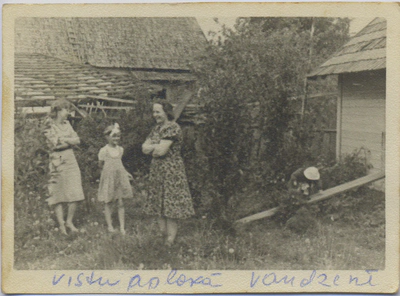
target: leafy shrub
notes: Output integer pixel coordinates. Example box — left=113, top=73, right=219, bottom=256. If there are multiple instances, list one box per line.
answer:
left=273, top=148, right=372, bottom=231
left=14, top=114, right=53, bottom=249
left=191, top=18, right=349, bottom=218
left=320, top=147, right=372, bottom=189
left=181, top=125, right=214, bottom=216
left=316, top=147, right=374, bottom=221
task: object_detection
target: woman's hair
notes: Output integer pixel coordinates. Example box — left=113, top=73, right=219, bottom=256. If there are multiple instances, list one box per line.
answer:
left=49, top=99, right=71, bottom=119
left=153, top=100, right=175, bottom=121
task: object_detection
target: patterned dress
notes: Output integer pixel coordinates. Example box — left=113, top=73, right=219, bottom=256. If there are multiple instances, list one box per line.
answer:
left=98, top=145, right=133, bottom=203
left=144, top=121, right=195, bottom=219
left=44, top=120, right=85, bottom=206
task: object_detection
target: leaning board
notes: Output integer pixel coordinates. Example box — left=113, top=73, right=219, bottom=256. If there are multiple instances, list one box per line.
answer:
left=235, top=171, right=385, bottom=224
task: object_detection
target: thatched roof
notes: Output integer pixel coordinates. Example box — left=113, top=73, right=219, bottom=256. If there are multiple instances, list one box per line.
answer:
left=15, top=17, right=207, bottom=72
left=14, top=53, right=155, bottom=107
left=308, top=18, right=386, bottom=78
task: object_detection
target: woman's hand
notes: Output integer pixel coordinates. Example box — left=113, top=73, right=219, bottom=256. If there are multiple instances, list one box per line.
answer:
left=54, top=137, right=70, bottom=150
left=142, top=139, right=155, bottom=155
left=142, top=143, right=155, bottom=155
left=152, top=140, right=173, bottom=157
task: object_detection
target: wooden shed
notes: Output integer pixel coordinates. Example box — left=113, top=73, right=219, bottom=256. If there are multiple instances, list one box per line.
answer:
left=308, top=18, right=386, bottom=179
left=15, top=17, right=207, bottom=105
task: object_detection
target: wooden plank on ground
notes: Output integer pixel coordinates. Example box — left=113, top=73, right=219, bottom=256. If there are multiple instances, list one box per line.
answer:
left=235, top=171, right=385, bottom=224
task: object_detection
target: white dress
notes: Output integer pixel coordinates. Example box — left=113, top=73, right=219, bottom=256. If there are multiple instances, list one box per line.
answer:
left=98, top=145, right=133, bottom=203
left=45, top=120, right=85, bottom=206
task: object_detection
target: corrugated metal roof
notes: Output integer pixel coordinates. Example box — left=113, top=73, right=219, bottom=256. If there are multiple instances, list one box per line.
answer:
left=15, top=17, right=207, bottom=71
left=308, top=18, right=386, bottom=77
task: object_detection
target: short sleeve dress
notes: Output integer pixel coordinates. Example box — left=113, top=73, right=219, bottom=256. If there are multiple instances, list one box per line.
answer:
left=44, top=120, right=85, bottom=206
left=143, top=121, right=195, bottom=219
left=98, top=145, right=133, bottom=203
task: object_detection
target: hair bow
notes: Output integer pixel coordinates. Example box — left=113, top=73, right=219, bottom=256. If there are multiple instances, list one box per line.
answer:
left=110, top=123, right=120, bottom=136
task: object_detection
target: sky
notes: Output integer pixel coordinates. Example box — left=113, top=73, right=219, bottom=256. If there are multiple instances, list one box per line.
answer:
left=196, top=17, right=237, bottom=40
left=196, top=17, right=374, bottom=40
left=349, top=18, right=374, bottom=36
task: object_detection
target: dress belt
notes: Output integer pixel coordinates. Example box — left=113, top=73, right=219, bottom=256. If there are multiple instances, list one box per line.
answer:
left=53, top=146, right=71, bottom=152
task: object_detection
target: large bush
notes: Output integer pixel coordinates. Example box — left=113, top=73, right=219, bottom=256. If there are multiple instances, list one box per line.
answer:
left=14, top=114, right=54, bottom=249
left=191, top=18, right=350, bottom=217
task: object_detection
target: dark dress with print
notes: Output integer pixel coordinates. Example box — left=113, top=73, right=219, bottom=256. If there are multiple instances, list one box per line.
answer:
left=143, top=121, right=195, bottom=219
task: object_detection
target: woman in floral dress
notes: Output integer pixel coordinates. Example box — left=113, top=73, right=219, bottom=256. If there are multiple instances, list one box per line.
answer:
left=142, top=100, right=194, bottom=246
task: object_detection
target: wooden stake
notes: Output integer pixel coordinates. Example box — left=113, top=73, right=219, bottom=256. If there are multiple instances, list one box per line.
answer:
left=173, top=89, right=193, bottom=121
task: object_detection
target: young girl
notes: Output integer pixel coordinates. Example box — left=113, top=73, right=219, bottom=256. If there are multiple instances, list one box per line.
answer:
left=98, top=123, right=133, bottom=235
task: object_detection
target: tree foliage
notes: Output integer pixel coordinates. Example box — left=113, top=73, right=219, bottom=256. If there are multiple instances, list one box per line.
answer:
left=192, top=17, right=350, bottom=217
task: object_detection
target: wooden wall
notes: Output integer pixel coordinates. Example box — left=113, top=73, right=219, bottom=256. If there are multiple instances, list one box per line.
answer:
left=339, top=70, right=386, bottom=176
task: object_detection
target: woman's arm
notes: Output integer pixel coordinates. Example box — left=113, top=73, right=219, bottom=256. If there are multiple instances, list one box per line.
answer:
left=60, top=122, right=80, bottom=146
left=54, top=141, right=70, bottom=150
left=142, top=138, right=155, bottom=155
left=62, top=136, right=80, bottom=146
left=152, top=140, right=173, bottom=158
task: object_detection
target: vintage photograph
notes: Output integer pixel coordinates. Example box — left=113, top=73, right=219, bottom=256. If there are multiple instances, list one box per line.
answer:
left=2, top=3, right=399, bottom=294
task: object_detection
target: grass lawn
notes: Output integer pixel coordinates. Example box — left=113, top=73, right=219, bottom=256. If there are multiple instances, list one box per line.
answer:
left=14, top=186, right=385, bottom=270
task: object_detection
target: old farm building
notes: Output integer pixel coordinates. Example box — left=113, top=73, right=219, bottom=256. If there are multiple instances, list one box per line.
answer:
left=14, top=17, right=207, bottom=117
left=308, top=18, right=386, bottom=179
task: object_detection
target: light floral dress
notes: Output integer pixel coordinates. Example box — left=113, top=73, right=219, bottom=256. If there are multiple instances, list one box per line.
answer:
left=98, top=145, right=133, bottom=203
left=44, top=120, right=85, bottom=206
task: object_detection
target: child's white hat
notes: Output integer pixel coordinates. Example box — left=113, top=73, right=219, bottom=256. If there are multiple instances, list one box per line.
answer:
left=304, top=167, right=320, bottom=181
